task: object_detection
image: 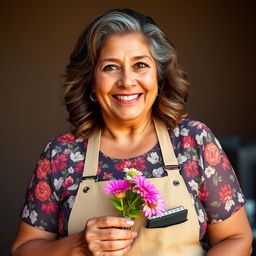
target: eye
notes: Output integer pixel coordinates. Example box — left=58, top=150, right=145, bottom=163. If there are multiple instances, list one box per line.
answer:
left=103, top=64, right=120, bottom=72
left=134, top=62, right=149, bottom=69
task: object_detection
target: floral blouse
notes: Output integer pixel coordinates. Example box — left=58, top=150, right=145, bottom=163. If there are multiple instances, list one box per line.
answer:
left=20, top=119, right=245, bottom=250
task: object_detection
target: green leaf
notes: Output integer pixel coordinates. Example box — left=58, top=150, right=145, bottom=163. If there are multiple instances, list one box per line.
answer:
left=132, top=198, right=143, bottom=210
left=210, top=201, right=221, bottom=207
left=229, top=174, right=235, bottom=182
left=110, top=199, right=123, bottom=211
left=212, top=173, right=222, bottom=186
left=128, top=211, right=141, bottom=218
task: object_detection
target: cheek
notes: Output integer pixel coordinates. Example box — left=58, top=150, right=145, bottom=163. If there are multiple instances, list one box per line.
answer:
left=94, top=76, right=113, bottom=95
left=143, top=74, right=158, bottom=93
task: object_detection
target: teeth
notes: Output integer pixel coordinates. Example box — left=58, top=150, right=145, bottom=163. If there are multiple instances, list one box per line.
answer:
left=115, top=94, right=139, bottom=101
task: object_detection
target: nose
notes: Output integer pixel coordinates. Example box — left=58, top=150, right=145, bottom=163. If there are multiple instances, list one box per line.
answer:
left=117, top=68, right=136, bottom=88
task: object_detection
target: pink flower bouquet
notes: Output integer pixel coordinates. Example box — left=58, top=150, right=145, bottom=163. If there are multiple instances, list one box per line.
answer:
left=104, top=169, right=166, bottom=219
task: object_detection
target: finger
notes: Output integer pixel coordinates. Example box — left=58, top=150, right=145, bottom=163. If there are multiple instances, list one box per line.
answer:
left=96, top=245, right=132, bottom=256
left=90, top=239, right=134, bottom=252
left=87, top=227, right=137, bottom=241
left=88, top=216, right=134, bottom=229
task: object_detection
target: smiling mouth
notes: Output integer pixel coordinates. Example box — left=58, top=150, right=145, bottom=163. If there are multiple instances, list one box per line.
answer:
left=113, top=94, right=142, bottom=103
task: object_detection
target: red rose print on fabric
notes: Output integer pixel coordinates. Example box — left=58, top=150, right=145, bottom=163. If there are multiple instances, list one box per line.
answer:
left=62, top=176, right=74, bottom=188
left=184, top=161, right=200, bottom=177
left=51, top=154, right=68, bottom=173
left=204, top=143, right=221, bottom=166
left=58, top=210, right=64, bottom=235
left=57, top=133, right=75, bottom=143
left=61, top=190, right=71, bottom=200
left=182, top=136, right=196, bottom=148
left=36, top=158, right=51, bottom=179
left=221, top=156, right=230, bottom=171
left=198, top=183, right=209, bottom=202
left=115, top=160, right=133, bottom=170
left=132, top=157, right=147, bottom=171
left=35, top=180, right=51, bottom=201
left=219, top=184, right=232, bottom=203
left=75, top=161, right=84, bottom=173
left=42, top=201, right=57, bottom=214
left=28, top=192, right=34, bottom=201
left=103, top=172, right=113, bottom=180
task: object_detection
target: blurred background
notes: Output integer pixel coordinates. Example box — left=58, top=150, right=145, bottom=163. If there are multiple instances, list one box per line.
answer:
left=1, top=0, right=255, bottom=255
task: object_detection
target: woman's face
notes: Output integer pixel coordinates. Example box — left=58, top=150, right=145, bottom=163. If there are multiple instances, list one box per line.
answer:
left=93, top=32, right=158, bottom=124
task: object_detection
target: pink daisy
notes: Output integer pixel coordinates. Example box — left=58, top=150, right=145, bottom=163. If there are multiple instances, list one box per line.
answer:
left=132, top=175, right=160, bottom=204
left=143, top=197, right=166, bottom=218
left=104, top=180, right=131, bottom=199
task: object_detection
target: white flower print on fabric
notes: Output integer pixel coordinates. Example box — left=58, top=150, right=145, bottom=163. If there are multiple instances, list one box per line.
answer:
left=152, top=167, right=164, bottom=177
left=173, top=127, right=180, bottom=137
left=51, top=149, right=58, bottom=158
left=196, top=134, right=203, bottom=145
left=214, top=138, right=223, bottom=150
left=53, top=191, right=60, bottom=202
left=237, top=192, right=245, bottom=203
left=68, top=167, right=74, bottom=173
left=177, top=153, right=187, bottom=164
left=64, top=149, right=71, bottom=155
left=196, top=130, right=208, bottom=145
left=54, top=177, right=64, bottom=190
left=147, top=152, right=159, bottom=164
left=30, top=210, right=38, bottom=224
left=188, top=180, right=199, bottom=194
left=189, top=193, right=195, bottom=204
left=201, top=130, right=207, bottom=137
left=181, top=128, right=189, bottom=136
left=211, top=219, right=223, bottom=224
left=198, top=209, right=205, bottom=223
left=205, top=166, right=215, bottom=178
left=67, top=183, right=79, bottom=191
left=68, top=196, right=75, bottom=208
left=70, top=152, right=84, bottom=162
left=198, top=155, right=204, bottom=170
left=22, top=205, right=29, bottom=218
left=44, top=141, right=52, bottom=153
left=75, top=138, right=83, bottom=143
left=225, top=200, right=235, bottom=212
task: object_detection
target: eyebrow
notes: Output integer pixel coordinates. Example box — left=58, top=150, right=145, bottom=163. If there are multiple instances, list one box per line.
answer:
left=98, top=55, right=153, bottom=64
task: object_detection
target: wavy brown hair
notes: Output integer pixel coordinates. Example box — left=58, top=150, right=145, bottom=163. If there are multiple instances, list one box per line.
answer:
left=64, top=9, right=190, bottom=138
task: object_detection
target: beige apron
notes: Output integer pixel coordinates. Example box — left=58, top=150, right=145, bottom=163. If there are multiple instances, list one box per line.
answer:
left=68, top=119, right=205, bottom=256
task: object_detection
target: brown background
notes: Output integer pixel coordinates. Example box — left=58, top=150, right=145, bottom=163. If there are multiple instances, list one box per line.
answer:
left=1, top=1, right=255, bottom=255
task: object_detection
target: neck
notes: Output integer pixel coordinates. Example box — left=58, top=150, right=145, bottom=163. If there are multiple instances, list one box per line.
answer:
left=102, top=115, right=154, bottom=140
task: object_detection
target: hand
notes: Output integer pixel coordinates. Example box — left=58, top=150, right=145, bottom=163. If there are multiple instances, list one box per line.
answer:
left=84, top=216, right=137, bottom=256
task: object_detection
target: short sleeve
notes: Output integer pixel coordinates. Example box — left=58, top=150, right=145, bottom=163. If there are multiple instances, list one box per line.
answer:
left=196, top=123, right=246, bottom=223
left=20, top=140, right=60, bottom=233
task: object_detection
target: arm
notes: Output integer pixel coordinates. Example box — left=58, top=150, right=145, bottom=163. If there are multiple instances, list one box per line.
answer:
left=206, top=207, right=253, bottom=256
left=11, top=217, right=136, bottom=256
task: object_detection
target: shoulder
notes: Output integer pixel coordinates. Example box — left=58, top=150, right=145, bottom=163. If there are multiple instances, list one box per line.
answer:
left=43, top=133, right=88, bottom=153
left=171, top=119, right=213, bottom=142
left=174, top=119, right=211, bottom=134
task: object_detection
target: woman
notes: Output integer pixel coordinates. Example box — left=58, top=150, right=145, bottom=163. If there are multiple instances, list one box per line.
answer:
left=11, top=9, right=252, bottom=256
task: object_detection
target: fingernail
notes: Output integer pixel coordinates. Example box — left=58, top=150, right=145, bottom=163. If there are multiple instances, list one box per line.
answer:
left=132, top=231, right=137, bottom=237
left=126, top=220, right=134, bottom=225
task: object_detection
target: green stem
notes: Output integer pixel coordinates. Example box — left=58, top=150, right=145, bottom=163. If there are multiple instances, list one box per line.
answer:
left=127, top=194, right=141, bottom=213
left=120, top=198, right=124, bottom=216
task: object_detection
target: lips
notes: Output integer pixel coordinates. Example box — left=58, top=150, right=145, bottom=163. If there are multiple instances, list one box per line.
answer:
left=113, top=93, right=142, bottom=104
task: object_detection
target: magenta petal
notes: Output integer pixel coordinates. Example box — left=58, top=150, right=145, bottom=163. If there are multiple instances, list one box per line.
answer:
left=104, top=179, right=131, bottom=194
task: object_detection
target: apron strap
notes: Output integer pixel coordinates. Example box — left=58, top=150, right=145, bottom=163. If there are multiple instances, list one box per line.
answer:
left=153, top=118, right=179, bottom=169
left=81, top=129, right=101, bottom=179
left=81, top=119, right=179, bottom=178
